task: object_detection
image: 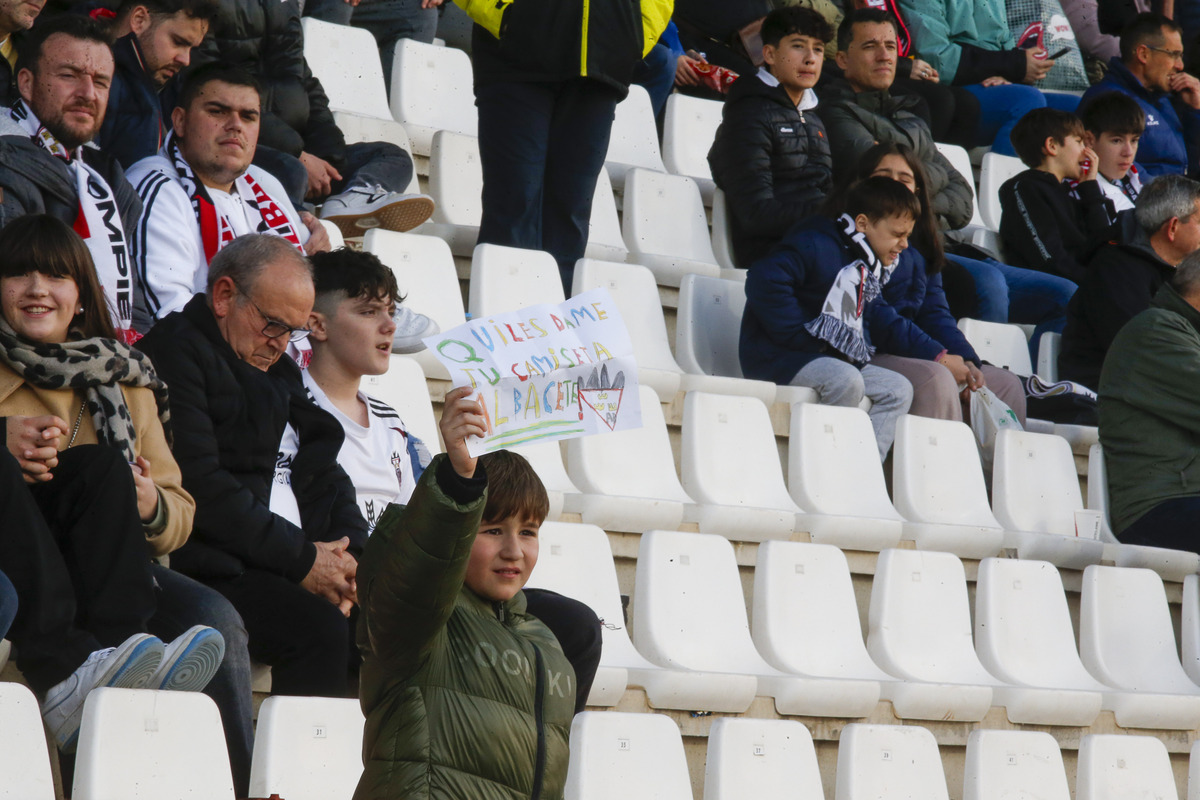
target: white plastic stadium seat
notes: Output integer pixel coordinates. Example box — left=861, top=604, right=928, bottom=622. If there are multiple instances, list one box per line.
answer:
left=319, top=218, right=346, bottom=250
left=361, top=355, right=441, bottom=452
left=1183, top=575, right=1200, bottom=688
left=564, top=712, right=692, bottom=800
left=868, top=549, right=999, bottom=721
left=635, top=530, right=877, bottom=716
left=564, top=387, right=692, bottom=533
left=468, top=242, right=564, bottom=318
left=991, top=429, right=1106, bottom=569
left=508, top=441, right=579, bottom=523
left=751, top=541, right=891, bottom=718
left=957, top=318, right=1033, bottom=375
left=963, top=730, right=1070, bottom=800
left=835, top=724, right=949, bottom=800
left=389, top=38, right=476, bottom=155
left=703, top=718, right=824, bottom=800
left=604, top=85, right=666, bottom=190
left=333, top=112, right=421, bottom=195
left=891, top=415, right=1006, bottom=559
left=303, top=18, right=391, bottom=120
left=974, top=558, right=1107, bottom=726
left=977, top=152, right=1025, bottom=231
left=1037, top=331, right=1061, bottom=382
left=363, top=229, right=464, bottom=379
left=248, top=696, right=364, bottom=800
left=621, top=168, right=721, bottom=287
left=423, top=130, right=481, bottom=256
left=526, top=521, right=661, bottom=706
left=1080, top=565, right=1200, bottom=729
left=680, top=392, right=800, bottom=541
left=934, top=143, right=986, bottom=231
left=787, top=403, right=905, bottom=551
left=585, top=167, right=629, bottom=263
left=0, top=682, right=54, bottom=800
left=710, top=188, right=737, bottom=271
left=675, top=274, right=779, bottom=404
left=73, top=688, right=235, bottom=800
left=1076, top=734, right=1179, bottom=800
left=662, top=93, right=722, bottom=204
left=572, top=259, right=683, bottom=399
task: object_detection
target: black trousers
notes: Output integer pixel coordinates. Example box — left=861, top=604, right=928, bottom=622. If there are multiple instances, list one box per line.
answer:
left=1, top=446, right=154, bottom=694
left=1119, top=496, right=1200, bottom=553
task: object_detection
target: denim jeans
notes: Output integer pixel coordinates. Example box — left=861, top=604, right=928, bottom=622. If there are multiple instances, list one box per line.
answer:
left=476, top=78, right=621, bottom=291
left=947, top=253, right=1077, bottom=362
left=254, top=141, right=416, bottom=208
left=962, top=84, right=1080, bottom=155
left=303, top=0, right=437, bottom=90
left=632, top=42, right=676, bottom=120
left=0, top=570, right=15, bottom=643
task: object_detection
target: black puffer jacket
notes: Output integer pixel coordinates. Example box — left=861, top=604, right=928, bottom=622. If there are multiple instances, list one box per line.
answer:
left=190, top=0, right=345, bottom=164
left=708, top=73, right=833, bottom=268
left=136, top=294, right=367, bottom=581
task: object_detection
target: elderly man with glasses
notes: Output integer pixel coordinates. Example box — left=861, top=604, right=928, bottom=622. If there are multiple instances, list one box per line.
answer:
left=137, top=232, right=367, bottom=700
left=1081, top=11, right=1200, bottom=178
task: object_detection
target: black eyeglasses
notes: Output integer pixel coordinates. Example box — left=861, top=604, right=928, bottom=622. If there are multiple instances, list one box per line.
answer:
left=232, top=282, right=311, bottom=343
left=1147, top=45, right=1185, bottom=61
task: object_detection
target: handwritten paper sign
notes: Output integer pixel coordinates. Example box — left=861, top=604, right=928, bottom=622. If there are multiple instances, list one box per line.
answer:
left=424, top=288, right=642, bottom=455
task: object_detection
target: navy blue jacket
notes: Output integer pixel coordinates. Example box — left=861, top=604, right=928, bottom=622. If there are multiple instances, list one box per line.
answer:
left=740, top=216, right=943, bottom=385
left=880, top=251, right=982, bottom=366
left=99, top=34, right=168, bottom=170
left=1081, top=58, right=1200, bottom=178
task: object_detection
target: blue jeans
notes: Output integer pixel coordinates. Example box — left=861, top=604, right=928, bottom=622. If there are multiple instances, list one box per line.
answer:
left=476, top=78, right=621, bottom=291
left=255, top=141, right=416, bottom=208
left=632, top=42, right=675, bottom=120
left=962, top=84, right=1080, bottom=155
left=0, top=570, right=14, bottom=642
left=304, top=0, right=437, bottom=91
left=948, top=253, right=1077, bottom=362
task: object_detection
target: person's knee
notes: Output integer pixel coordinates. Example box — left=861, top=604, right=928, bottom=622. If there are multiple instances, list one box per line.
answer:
left=818, top=367, right=865, bottom=407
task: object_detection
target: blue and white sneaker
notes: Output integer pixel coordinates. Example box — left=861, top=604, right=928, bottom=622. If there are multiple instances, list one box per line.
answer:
left=149, top=625, right=225, bottom=693
left=41, top=633, right=164, bottom=752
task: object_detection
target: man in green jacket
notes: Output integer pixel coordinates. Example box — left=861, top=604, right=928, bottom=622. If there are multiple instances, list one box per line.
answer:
left=354, top=386, right=576, bottom=800
left=1100, top=254, right=1200, bottom=551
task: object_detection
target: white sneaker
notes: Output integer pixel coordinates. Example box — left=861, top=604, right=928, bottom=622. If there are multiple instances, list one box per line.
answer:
left=320, top=186, right=434, bottom=237
left=392, top=306, right=440, bottom=354
left=41, top=633, right=164, bottom=752
left=148, top=625, right=225, bottom=693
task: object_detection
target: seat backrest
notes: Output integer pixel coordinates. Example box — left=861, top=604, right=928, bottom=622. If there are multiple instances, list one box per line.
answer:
left=1076, top=734, right=1178, bottom=800
left=1184, top=575, right=1200, bottom=687
left=566, top=387, right=693, bottom=504
left=1038, top=331, right=1061, bottom=382
left=333, top=113, right=421, bottom=195
left=662, top=93, right=722, bottom=186
left=934, top=143, right=986, bottom=230
left=835, top=724, right=949, bottom=800
left=587, top=166, right=628, bottom=261
left=564, top=712, right=692, bottom=800
left=468, top=242, right=565, bottom=318
left=622, top=168, right=717, bottom=265
left=73, top=688, right=235, bottom=800
left=992, top=429, right=1084, bottom=535
left=978, top=152, right=1025, bottom=231
left=526, top=521, right=648, bottom=668
left=752, top=540, right=888, bottom=679
left=0, top=682, right=54, bottom=800
left=389, top=38, right=476, bottom=140
left=248, top=696, right=364, bottom=800
left=892, top=415, right=1003, bottom=529
left=963, top=730, right=1070, bottom=800
left=868, top=549, right=998, bottom=685
left=675, top=273, right=748, bottom=378
left=703, top=718, right=823, bottom=800
left=604, top=85, right=666, bottom=185
left=788, top=403, right=900, bottom=520
left=1085, top=443, right=1120, bottom=543
left=681, top=391, right=798, bottom=511
left=510, top=441, right=580, bottom=496
left=428, top=130, right=482, bottom=227
left=710, top=188, right=737, bottom=270
left=957, top=318, right=1033, bottom=375
left=1079, top=565, right=1199, bottom=693
left=302, top=18, right=391, bottom=120
left=572, top=259, right=683, bottom=376
left=974, top=558, right=1107, bottom=690
left=361, top=355, right=441, bottom=452
left=634, top=529, right=771, bottom=674
left=364, top=229, right=466, bottom=342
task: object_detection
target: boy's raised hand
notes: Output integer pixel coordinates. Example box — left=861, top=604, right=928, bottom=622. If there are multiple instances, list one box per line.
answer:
left=440, top=386, right=488, bottom=479
left=1080, top=146, right=1100, bottom=181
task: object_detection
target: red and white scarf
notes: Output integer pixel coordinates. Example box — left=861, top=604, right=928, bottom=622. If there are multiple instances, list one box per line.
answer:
left=164, top=131, right=303, bottom=263
left=11, top=101, right=134, bottom=337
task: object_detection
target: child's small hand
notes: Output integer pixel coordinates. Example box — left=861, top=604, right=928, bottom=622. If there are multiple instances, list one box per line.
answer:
left=1080, top=146, right=1100, bottom=181
left=440, top=385, right=487, bottom=479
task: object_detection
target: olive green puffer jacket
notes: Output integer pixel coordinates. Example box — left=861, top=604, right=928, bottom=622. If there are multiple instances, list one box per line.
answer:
left=354, top=456, right=576, bottom=800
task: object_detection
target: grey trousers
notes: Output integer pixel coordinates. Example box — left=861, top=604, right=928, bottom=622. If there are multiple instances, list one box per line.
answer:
left=869, top=354, right=1028, bottom=426
left=789, top=358, right=913, bottom=461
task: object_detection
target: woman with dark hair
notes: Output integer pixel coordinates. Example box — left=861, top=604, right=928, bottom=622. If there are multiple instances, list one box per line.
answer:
left=844, top=143, right=1027, bottom=423
left=0, top=215, right=241, bottom=765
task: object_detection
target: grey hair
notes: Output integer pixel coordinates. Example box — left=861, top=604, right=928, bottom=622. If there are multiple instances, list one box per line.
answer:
left=1171, top=249, right=1200, bottom=297
left=1134, top=174, right=1200, bottom=235
left=205, top=234, right=312, bottom=296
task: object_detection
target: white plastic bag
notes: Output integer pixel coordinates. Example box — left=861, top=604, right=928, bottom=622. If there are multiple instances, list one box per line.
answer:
left=970, top=386, right=1023, bottom=473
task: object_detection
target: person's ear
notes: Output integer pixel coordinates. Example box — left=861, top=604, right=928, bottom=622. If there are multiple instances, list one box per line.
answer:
left=129, top=5, right=152, bottom=36
left=1166, top=216, right=1181, bottom=242
left=170, top=105, right=187, bottom=138
left=854, top=212, right=870, bottom=234
left=762, top=42, right=777, bottom=68
left=835, top=49, right=849, bottom=71
left=1043, top=136, right=1060, bottom=158
left=1083, top=130, right=1096, bottom=148
left=307, top=310, right=329, bottom=342
left=16, top=67, right=33, bottom=105
left=210, top=276, right=237, bottom=319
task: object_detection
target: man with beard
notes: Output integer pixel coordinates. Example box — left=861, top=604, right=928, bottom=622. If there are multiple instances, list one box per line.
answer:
left=0, top=0, right=45, bottom=106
